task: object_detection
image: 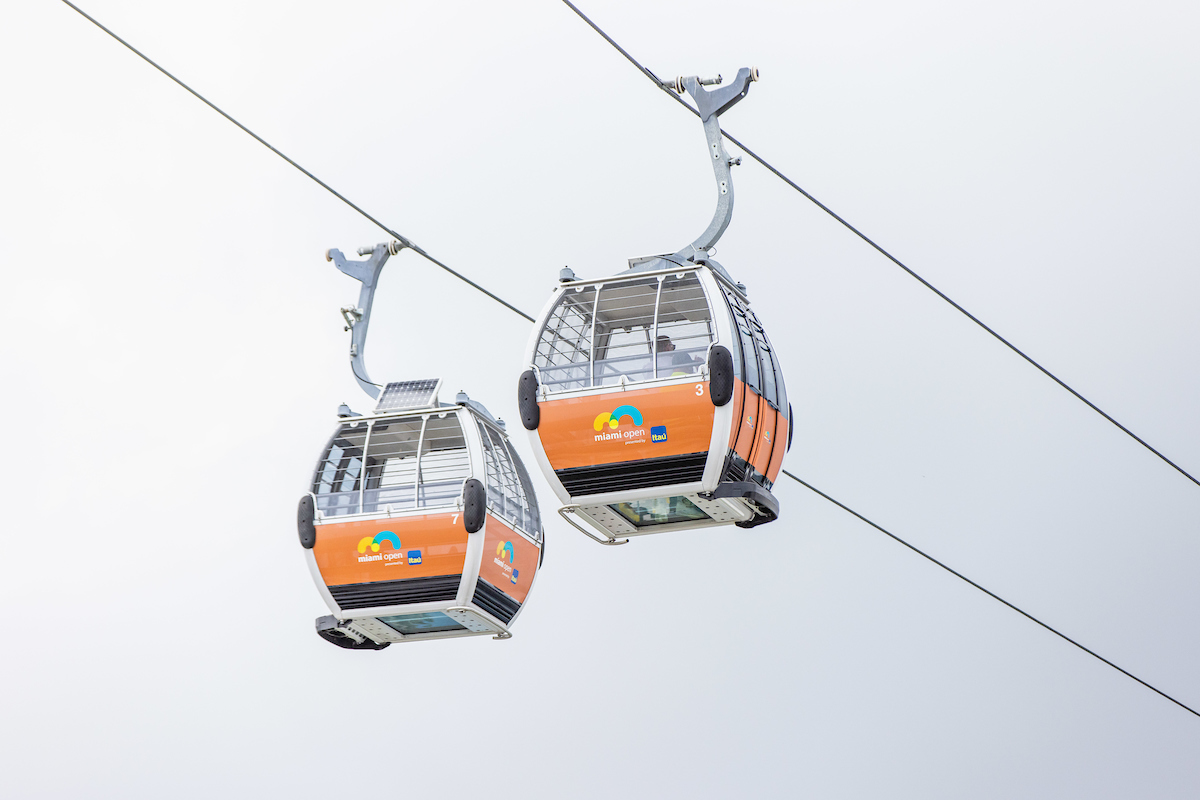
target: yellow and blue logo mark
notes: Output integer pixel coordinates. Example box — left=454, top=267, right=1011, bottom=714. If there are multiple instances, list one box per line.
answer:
left=497, top=540, right=515, bottom=564
left=593, top=404, right=643, bottom=431
left=510, top=569, right=520, bottom=585
left=356, top=531, right=421, bottom=565
left=358, top=530, right=401, bottom=554
left=651, top=425, right=667, bottom=443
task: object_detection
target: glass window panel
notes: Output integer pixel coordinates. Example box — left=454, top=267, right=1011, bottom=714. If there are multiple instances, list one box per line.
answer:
left=337, top=456, right=362, bottom=494
left=594, top=279, right=658, bottom=386
left=533, top=285, right=597, bottom=392
left=475, top=420, right=540, bottom=538
left=316, top=444, right=343, bottom=495
left=417, top=415, right=470, bottom=508
left=311, top=424, right=368, bottom=516
left=752, top=320, right=778, bottom=409
left=734, top=306, right=761, bottom=392
left=609, top=496, right=711, bottom=527
left=506, top=439, right=542, bottom=536
left=377, top=612, right=466, bottom=635
left=719, top=286, right=745, bottom=380
left=363, top=418, right=422, bottom=513
left=744, top=309, right=783, bottom=410
left=656, top=273, right=712, bottom=378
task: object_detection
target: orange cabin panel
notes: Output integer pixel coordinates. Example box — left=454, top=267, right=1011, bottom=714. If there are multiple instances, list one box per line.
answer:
left=538, top=381, right=715, bottom=471
left=478, top=516, right=539, bottom=605
left=765, top=412, right=789, bottom=483
left=748, top=404, right=778, bottom=477
left=314, top=512, right=469, bottom=588
left=734, top=389, right=763, bottom=463
left=726, top=378, right=746, bottom=451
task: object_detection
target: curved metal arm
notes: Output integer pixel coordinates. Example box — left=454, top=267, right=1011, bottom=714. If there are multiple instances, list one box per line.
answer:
left=671, top=67, right=757, bottom=264
left=325, top=240, right=408, bottom=399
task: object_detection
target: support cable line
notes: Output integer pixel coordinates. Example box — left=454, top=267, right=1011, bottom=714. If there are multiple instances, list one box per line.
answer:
left=559, top=0, right=1200, bottom=491
left=65, top=0, right=1195, bottom=718
left=782, top=469, right=1199, bottom=719
left=61, top=0, right=534, bottom=324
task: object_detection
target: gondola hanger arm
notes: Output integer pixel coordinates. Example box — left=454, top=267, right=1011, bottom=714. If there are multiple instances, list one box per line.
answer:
left=669, top=67, right=758, bottom=264
left=325, top=240, right=409, bottom=399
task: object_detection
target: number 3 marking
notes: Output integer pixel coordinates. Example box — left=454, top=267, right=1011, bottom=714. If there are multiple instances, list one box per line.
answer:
left=695, top=384, right=703, bottom=396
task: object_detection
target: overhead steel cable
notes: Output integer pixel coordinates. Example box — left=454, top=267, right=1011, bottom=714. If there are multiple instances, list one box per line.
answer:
left=559, top=0, right=1200, bottom=491
left=64, top=0, right=1195, bottom=719
left=60, top=0, right=534, bottom=323
left=783, top=469, right=1199, bottom=719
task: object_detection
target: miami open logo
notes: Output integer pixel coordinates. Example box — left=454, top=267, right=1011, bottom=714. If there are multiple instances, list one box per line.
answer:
left=497, top=540, right=515, bottom=564
left=356, top=531, right=420, bottom=565
left=494, top=540, right=520, bottom=585
left=593, top=405, right=646, bottom=443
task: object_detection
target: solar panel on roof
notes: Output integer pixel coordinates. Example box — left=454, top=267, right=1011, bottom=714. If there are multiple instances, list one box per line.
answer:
left=374, top=379, right=441, bottom=413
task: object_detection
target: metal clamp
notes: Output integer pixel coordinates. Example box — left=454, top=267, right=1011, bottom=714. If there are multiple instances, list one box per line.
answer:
left=558, top=506, right=629, bottom=546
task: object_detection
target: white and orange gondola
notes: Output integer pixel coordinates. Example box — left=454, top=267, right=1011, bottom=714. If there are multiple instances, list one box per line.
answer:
left=298, top=244, right=543, bottom=649
left=517, top=68, right=792, bottom=545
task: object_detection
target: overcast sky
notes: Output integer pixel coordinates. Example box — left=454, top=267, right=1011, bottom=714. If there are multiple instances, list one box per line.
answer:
left=3, top=1, right=1199, bottom=797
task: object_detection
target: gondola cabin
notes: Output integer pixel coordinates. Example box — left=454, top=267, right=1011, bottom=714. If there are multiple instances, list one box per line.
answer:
left=518, top=261, right=790, bottom=544
left=298, top=379, right=543, bottom=648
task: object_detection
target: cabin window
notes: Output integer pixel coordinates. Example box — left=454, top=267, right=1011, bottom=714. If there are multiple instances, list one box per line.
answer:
left=535, top=270, right=715, bottom=393
left=377, top=611, right=466, bottom=635
left=729, top=295, right=762, bottom=394
left=533, top=285, right=598, bottom=393
left=751, top=315, right=778, bottom=410
left=311, top=423, right=368, bottom=516
left=744, top=308, right=785, bottom=410
left=416, top=415, right=472, bottom=508
left=609, top=496, right=710, bottom=527
left=362, top=417, right=421, bottom=512
left=654, top=273, right=713, bottom=378
left=721, top=286, right=785, bottom=409
left=314, top=414, right=471, bottom=516
left=593, top=278, right=659, bottom=386
left=764, top=321, right=787, bottom=413
left=476, top=420, right=542, bottom=538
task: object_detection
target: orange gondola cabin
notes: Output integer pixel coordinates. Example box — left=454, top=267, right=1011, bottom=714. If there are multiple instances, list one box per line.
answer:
left=518, top=262, right=790, bottom=544
left=516, top=67, right=790, bottom=544
left=298, top=380, right=543, bottom=648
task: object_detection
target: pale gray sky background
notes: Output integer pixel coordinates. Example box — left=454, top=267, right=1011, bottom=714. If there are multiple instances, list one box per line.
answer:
left=3, top=1, right=1199, bottom=797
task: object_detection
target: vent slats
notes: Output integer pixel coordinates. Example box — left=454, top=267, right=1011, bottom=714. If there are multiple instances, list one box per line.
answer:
left=723, top=455, right=748, bottom=483
left=555, top=452, right=708, bottom=496
left=472, top=581, right=521, bottom=625
left=328, top=575, right=460, bottom=610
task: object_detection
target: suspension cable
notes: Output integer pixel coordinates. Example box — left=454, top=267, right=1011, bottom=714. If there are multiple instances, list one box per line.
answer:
left=783, top=470, right=1198, bottom=718
left=559, top=0, right=1199, bottom=491
left=60, top=0, right=534, bottom=323
left=62, top=0, right=1195, bottom=718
